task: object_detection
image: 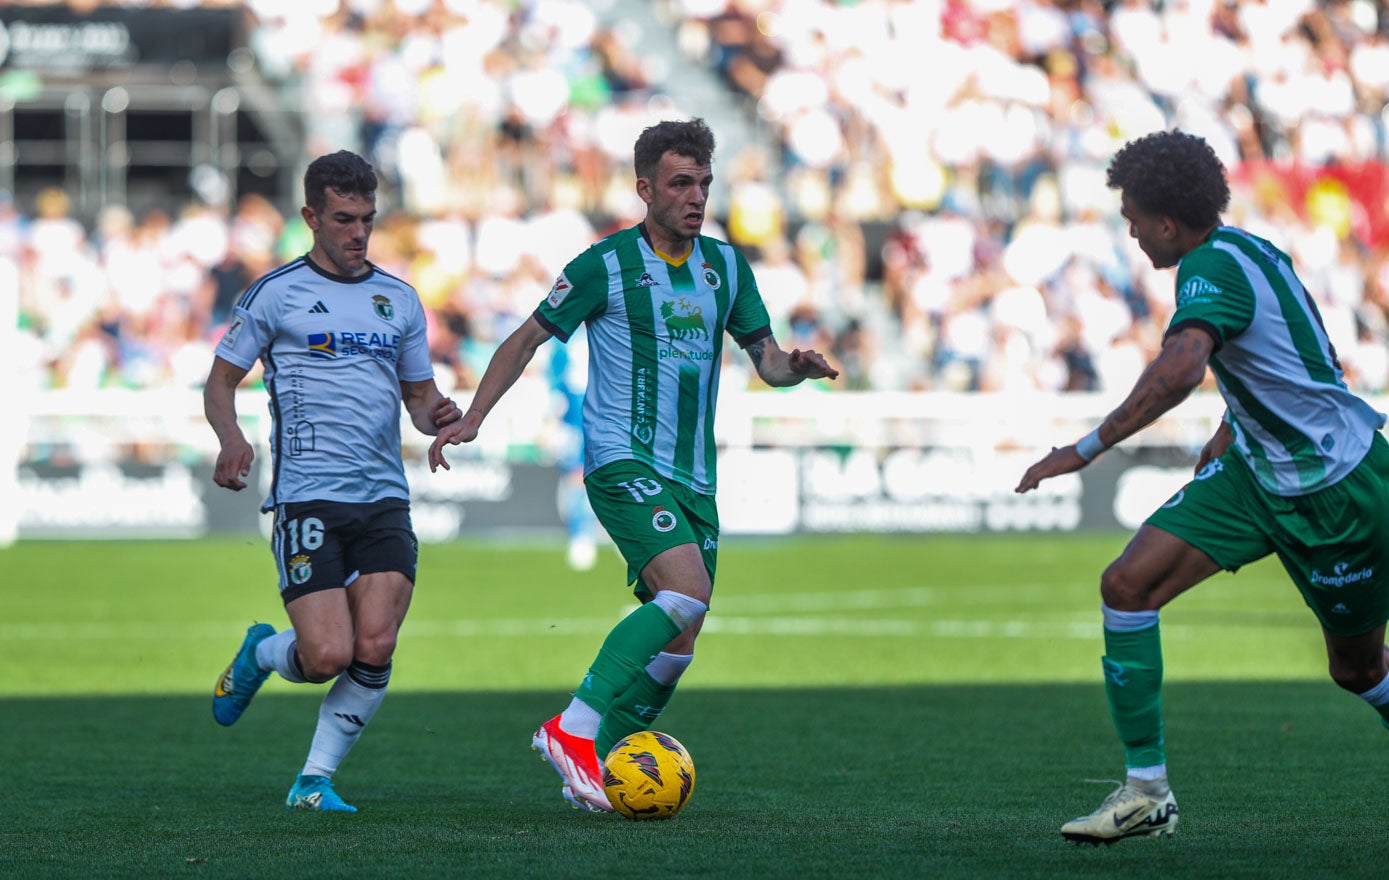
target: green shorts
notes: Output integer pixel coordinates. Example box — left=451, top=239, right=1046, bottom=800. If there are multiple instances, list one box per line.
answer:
left=585, top=459, right=719, bottom=599
left=1146, top=432, right=1389, bottom=637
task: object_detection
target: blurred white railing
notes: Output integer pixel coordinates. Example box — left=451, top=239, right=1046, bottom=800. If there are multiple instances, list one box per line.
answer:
left=16, top=385, right=1242, bottom=464
left=8, top=387, right=1385, bottom=544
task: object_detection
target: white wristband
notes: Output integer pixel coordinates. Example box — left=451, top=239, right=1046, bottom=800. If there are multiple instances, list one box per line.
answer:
left=1075, top=428, right=1108, bottom=462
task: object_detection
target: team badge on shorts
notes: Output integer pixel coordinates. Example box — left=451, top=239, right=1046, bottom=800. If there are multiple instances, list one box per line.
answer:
left=651, top=507, right=678, bottom=532
left=289, top=553, right=313, bottom=585
left=1195, top=459, right=1224, bottom=480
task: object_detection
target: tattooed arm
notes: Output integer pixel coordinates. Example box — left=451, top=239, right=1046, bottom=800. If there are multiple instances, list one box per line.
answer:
left=744, top=336, right=840, bottom=387
left=1091, top=326, right=1215, bottom=446
left=1016, top=326, right=1214, bottom=493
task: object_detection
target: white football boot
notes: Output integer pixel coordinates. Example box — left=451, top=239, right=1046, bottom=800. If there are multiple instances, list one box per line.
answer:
left=1061, top=779, right=1178, bottom=845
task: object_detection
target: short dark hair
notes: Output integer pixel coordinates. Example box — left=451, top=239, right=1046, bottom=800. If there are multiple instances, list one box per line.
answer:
left=633, top=119, right=716, bottom=180
left=303, top=150, right=377, bottom=212
left=1106, top=130, right=1229, bottom=230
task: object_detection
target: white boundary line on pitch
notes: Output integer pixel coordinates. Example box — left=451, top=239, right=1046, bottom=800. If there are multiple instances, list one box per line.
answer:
left=0, top=584, right=1301, bottom=642
left=0, top=616, right=1216, bottom=641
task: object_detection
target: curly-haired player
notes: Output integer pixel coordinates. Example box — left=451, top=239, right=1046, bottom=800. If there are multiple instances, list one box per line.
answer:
left=1018, top=130, right=1389, bottom=844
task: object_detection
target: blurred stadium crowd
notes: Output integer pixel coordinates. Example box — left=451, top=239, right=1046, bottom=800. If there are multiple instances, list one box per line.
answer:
left=8, top=0, right=1389, bottom=400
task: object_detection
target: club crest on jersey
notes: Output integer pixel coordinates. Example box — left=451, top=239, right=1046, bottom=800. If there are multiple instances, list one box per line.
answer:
left=289, top=554, right=313, bottom=585
left=701, top=263, right=721, bottom=290
left=651, top=506, right=678, bottom=532
left=636, top=272, right=658, bottom=288
left=307, top=333, right=337, bottom=359
left=372, top=294, right=394, bottom=320
left=660, top=300, right=708, bottom=341
left=548, top=272, right=573, bottom=307
left=1177, top=276, right=1223, bottom=307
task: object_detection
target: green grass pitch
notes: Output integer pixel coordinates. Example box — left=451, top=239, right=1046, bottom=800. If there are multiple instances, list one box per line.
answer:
left=2, top=534, right=1385, bottom=879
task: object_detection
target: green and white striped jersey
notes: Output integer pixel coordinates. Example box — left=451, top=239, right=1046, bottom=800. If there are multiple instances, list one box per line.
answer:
left=1169, top=226, right=1385, bottom=496
left=534, top=224, right=772, bottom=495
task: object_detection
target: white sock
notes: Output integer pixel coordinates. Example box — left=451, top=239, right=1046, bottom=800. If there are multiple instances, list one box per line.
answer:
left=257, top=629, right=307, bottom=683
left=559, top=696, right=602, bottom=739
left=645, top=652, right=693, bottom=686
left=301, top=660, right=390, bottom=778
left=1127, top=764, right=1169, bottom=794
left=1102, top=603, right=1159, bottom=633
left=1127, top=764, right=1166, bottom=780
left=1357, top=673, right=1389, bottom=707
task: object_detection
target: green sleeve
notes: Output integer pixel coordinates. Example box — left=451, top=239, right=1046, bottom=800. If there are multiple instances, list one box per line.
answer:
left=725, top=247, right=772, bottom=344
left=536, top=246, right=608, bottom=341
left=1168, top=247, right=1254, bottom=345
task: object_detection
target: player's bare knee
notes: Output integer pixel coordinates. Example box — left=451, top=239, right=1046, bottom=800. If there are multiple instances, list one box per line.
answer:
left=1328, top=659, right=1383, bottom=694
left=298, top=643, right=352, bottom=682
left=1099, top=562, right=1151, bottom=611
left=1329, top=667, right=1372, bottom=693
left=353, top=633, right=397, bottom=667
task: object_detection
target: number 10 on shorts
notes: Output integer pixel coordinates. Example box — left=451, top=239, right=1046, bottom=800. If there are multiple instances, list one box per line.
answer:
left=617, top=478, right=663, bottom=503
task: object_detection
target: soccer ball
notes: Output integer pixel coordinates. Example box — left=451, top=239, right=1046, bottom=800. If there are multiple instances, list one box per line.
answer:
left=602, top=730, right=696, bottom=820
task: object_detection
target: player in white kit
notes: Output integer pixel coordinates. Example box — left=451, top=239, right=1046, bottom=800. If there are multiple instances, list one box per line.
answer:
left=204, top=151, right=462, bottom=812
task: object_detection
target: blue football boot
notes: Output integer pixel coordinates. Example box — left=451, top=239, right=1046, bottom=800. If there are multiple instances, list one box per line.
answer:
left=285, top=775, right=357, bottom=813
left=212, top=623, right=275, bottom=726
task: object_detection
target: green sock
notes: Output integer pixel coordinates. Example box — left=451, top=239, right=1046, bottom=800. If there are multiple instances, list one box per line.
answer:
left=1102, top=622, right=1166, bottom=769
left=574, top=602, right=681, bottom=717
left=595, top=672, right=677, bottom=760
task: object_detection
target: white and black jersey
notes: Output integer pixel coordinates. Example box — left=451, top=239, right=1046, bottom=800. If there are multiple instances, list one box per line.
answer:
left=215, top=256, right=434, bottom=511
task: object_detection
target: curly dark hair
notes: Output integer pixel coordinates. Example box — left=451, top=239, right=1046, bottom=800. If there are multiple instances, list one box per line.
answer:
left=633, top=118, right=716, bottom=180
left=303, top=150, right=377, bottom=212
left=1106, top=130, right=1229, bottom=230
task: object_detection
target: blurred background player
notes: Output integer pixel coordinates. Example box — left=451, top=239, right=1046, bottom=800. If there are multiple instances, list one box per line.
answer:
left=428, top=118, right=839, bottom=811
left=204, top=150, right=462, bottom=812
left=1017, top=130, right=1389, bottom=845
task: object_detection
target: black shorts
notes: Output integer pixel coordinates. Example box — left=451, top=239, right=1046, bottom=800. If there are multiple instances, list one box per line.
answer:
left=271, top=499, right=418, bottom=604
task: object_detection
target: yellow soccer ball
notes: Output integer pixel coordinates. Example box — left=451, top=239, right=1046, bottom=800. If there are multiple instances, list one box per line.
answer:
left=602, top=730, right=696, bottom=820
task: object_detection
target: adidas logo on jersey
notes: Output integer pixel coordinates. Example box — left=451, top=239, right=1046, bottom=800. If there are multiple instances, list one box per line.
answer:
left=309, top=301, right=330, bottom=314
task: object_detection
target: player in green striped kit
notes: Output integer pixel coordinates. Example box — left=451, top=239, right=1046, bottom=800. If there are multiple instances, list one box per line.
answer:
left=429, top=118, right=838, bottom=812
left=1017, top=130, right=1389, bottom=844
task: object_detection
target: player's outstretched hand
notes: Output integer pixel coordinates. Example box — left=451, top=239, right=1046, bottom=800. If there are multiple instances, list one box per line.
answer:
left=1015, top=445, right=1087, bottom=494
left=790, top=348, right=840, bottom=380
left=428, top=420, right=478, bottom=472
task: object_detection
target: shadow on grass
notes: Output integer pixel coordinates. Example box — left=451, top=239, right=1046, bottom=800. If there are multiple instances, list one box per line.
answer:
left=3, top=683, right=1386, bottom=880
